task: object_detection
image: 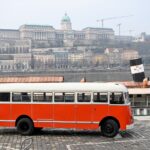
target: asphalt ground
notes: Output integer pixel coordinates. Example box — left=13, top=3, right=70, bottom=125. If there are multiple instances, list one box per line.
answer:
left=0, top=120, right=149, bottom=150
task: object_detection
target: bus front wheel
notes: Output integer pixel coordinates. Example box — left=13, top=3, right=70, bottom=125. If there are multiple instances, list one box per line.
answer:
left=17, top=118, right=34, bottom=135
left=101, top=119, right=119, bottom=137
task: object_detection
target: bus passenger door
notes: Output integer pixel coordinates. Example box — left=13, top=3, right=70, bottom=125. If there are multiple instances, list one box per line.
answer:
left=31, top=92, right=53, bottom=128
left=75, top=92, right=93, bottom=129
left=53, top=92, right=75, bottom=129
left=92, top=92, right=109, bottom=128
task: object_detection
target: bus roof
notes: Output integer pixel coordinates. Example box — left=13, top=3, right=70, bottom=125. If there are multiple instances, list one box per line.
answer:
left=0, top=82, right=127, bottom=93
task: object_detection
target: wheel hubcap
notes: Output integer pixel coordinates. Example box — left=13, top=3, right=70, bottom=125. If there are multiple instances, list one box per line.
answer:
left=105, top=124, right=114, bottom=133
left=20, top=122, right=29, bottom=131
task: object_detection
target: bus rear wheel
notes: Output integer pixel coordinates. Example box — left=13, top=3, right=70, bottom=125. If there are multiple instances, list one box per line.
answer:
left=17, top=118, right=34, bottom=135
left=101, top=119, right=119, bottom=137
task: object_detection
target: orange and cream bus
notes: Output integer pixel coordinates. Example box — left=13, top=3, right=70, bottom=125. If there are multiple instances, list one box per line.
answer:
left=0, top=82, right=133, bottom=137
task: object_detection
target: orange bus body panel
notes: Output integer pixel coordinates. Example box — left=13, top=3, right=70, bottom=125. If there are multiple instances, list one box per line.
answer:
left=53, top=104, right=75, bottom=128
left=92, top=104, right=109, bottom=122
left=0, top=104, right=11, bottom=127
left=75, top=104, right=93, bottom=129
left=108, top=105, right=133, bottom=130
left=0, top=103, right=132, bottom=131
left=31, top=104, right=53, bottom=128
left=10, top=104, right=31, bottom=126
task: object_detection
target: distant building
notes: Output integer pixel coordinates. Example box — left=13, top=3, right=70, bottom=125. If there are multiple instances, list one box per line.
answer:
left=54, top=51, right=69, bottom=69
left=83, top=27, right=114, bottom=40
left=0, top=14, right=140, bottom=72
left=133, top=32, right=150, bottom=42
left=0, top=13, right=115, bottom=48
left=61, top=13, right=72, bottom=30
left=115, top=35, right=133, bottom=42
left=33, top=54, right=55, bottom=70
left=121, top=50, right=139, bottom=64
left=0, top=53, right=31, bottom=72
left=104, top=48, right=122, bottom=67
left=92, top=54, right=106, bottom=66
left=0, top=13, right=116, bottom=72
left=0, top=29, right=20, bottom=40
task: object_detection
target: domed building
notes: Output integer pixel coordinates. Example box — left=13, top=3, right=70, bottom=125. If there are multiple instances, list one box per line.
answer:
left=0, top=13, right=116, bottom=71
left=61, top=13, right=72, bottom=30
left=0, top=13, right=115, bottom=48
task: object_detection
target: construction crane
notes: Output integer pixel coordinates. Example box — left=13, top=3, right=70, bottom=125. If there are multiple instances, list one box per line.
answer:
left=97, top=15, right=133, bottom=28
left=117, top=23, right=121, bottom=36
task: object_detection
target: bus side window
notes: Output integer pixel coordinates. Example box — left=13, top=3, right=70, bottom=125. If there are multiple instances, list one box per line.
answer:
left=12, top=92, right=31, bottom=102
left=44, top=93, right=52, bottom=102
left=0, top=93, right=10, bottom=102
left=12, top=93, right=21, bottom=102
left=54, top=93, right=64, bottom=102
left=93, top=92, right=108, bottom=103
left=21, top=93, right=31, bottom=102
left=110, top=92, right=124, bottom=104
left=64, top=93, right=74, bottom=102
left=77, top=93, right=91, bottom=102
left=33, top=92, right=52, bottom=102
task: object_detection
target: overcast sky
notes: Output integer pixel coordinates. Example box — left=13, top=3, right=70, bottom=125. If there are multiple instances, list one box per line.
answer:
left=0, top=0, right=149, bottom=36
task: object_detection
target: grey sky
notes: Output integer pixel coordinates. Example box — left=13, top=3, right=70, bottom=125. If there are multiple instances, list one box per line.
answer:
left=0, top=0, right=149, bottom=35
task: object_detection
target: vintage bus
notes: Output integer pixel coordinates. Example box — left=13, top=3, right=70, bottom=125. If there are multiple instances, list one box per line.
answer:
left=0, top=82, right=133, bottom=137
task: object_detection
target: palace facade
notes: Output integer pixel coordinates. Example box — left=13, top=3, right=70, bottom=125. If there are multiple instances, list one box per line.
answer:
left=0, top=13, right=114, bottom=48
left=0, top=14, right=136, bottom=72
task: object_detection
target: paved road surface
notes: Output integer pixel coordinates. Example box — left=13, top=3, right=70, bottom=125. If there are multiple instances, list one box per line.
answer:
left=0, top=120, right=149, bottom=150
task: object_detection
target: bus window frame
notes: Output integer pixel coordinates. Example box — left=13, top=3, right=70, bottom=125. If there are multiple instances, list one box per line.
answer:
left=109, top=92, right=126, bottom=105
left=0, top=92, right=11, bottom=103
left=10, top=92, right=12, bottom=103
left=77, top=92, right=92, bottom=103
left=11, top=92, right=32, bottom=103
left=54, top=92, right=65, bottom=103
left=63, top=92, right=75, bottom=103
left=31, top=91, right=54, bottom=103
left=54, top=91, right=75, bottom=103
left=33, top=92, right=53, bottom=103
left=124, top=92, right=130, bottom=104
left=92, top=92, right=109, bottom=104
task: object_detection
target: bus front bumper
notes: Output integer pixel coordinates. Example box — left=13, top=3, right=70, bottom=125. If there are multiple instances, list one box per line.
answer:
left=126, top=123, right=134, bottom=130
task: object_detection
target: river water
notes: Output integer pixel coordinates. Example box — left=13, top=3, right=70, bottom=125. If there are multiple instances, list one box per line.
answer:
left=1, top=70, right=150, bottom=82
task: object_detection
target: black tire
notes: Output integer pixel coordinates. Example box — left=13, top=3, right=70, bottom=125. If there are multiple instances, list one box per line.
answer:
left=101, top=119, right=119, bottom=137
left=17, top=118, right=34, bottom=135
left=34, top=127, right=43, bottom=133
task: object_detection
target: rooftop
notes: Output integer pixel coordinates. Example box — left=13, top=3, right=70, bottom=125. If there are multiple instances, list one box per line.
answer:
left=0, top=76, right=64, bottom=83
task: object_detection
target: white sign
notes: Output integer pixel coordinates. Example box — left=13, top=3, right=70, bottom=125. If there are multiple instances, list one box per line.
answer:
left=130, top=64, right=144, bottom=74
